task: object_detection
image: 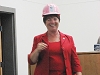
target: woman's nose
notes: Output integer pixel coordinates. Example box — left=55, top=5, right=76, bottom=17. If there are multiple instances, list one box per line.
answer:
left=50, top=19, right=55, bottom=23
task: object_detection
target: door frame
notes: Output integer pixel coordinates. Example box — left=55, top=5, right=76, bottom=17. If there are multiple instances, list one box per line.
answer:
left=0, top=6, right=17, bottom=75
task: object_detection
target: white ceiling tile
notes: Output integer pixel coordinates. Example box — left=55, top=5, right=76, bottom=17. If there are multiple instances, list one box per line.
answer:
left=52, top=0, right=97, bottom=5
left=25, top=0, right=52, bottom=4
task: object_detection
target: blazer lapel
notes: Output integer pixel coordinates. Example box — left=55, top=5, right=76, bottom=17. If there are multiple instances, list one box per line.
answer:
left=60, top=32, right=66, bottom=46
left=41, top=33, right=48, bottom=44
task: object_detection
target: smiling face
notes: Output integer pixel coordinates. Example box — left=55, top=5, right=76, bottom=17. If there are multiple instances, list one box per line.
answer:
left=44, top=15, right=60, bottom=32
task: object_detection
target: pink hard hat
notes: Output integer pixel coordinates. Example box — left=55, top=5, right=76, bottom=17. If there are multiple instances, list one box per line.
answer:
left=42, top=4, right=60, bottom=17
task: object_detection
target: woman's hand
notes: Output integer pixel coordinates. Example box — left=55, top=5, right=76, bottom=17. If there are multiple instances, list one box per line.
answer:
left=36, top=42, right=48, bottom=52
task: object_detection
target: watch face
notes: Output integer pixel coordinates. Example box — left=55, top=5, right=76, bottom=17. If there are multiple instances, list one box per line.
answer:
left=94, top=44, right=100, bottom=51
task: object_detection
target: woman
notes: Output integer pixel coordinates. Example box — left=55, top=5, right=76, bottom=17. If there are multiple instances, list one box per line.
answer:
left=28, top=4, right=82, bottom=75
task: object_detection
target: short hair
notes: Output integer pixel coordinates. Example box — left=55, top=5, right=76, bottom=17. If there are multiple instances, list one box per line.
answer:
left=43, top=14, right=60, bottom=23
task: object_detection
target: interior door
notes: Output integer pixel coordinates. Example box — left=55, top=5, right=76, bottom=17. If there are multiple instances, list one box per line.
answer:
left=0, top=16, right=2, bottom=75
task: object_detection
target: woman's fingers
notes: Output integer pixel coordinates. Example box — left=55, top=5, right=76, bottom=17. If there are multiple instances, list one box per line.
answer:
left=37, top=42, right=48, bottom=51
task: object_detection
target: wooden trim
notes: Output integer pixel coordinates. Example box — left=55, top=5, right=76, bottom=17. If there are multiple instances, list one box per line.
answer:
left=0, top=15, right=2, bottom=75
left=77, top=51, right=100, bottom=55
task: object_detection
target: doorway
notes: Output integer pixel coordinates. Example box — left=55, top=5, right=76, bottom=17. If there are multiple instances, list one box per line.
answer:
left=0, top=6, right=17, bottom=75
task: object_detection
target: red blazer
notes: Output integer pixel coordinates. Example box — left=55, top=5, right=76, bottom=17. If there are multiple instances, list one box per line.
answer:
left=28, top=31, right=82, bottom=75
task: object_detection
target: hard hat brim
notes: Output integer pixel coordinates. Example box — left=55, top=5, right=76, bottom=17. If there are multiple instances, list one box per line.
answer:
left=42, top=12, right=60, bottom=17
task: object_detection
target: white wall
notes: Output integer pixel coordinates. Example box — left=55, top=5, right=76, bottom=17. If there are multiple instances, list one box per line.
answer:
left=54, top=0, right=100, bottom=52
left=0, top=0, right=100, bottom=75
